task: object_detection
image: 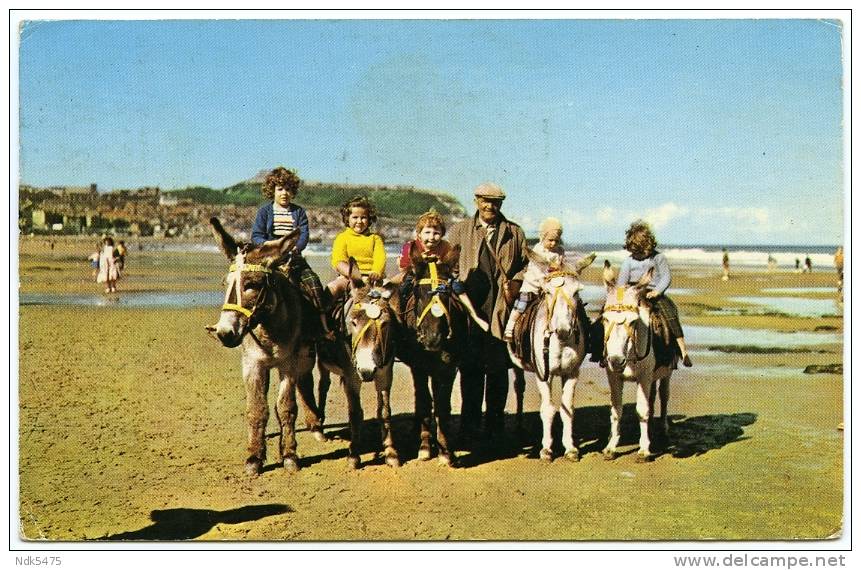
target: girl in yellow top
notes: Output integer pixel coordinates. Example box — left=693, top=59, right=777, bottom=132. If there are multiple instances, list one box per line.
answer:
left=327, top=195, right=387, bottom=297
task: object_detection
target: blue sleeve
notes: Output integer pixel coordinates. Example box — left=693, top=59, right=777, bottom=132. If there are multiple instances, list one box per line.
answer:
left=616, top=257, right=631, bottom=287
left=294, top=205, right=310, bottom=253
left=251, top=205, right=270, bottom=245
left=652, top=253, right=672, bottom=294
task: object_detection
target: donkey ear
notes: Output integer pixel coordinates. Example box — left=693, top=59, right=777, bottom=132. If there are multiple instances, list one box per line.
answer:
left=526, top=248, right=551, bottom=272
left=602, top=259, right=616, bottom=287
left=441, top=244, right=461, bottom=268
left=573, top=252, right=597, bottom=275
left=269, top=229, right=300, bottom=266
left=348, top=257, right=365, bottom=289
left=635, top=267, right=654, bottom=290
left=409, top=241, right=424, bottom=268
left=210, top=217, right=238, bottom=259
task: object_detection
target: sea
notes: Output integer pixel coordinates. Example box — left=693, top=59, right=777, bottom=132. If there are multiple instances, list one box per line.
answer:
left=167, top=241, right=840, bottom=270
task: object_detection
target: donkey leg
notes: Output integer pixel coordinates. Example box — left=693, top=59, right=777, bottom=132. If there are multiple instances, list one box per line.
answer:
left=560, top=376, right=579, bottom=461
left=512, top=367, right=526, bottom=429
left=658, top=375, right=671, bottom=435
left=535, top=378, right=555, bottom=461
left=275, top=368, right=301, bottom=473
left=297, top=370, right=327, bottom=442
left=635, top=378, right=655, bottom=462
left=412, top=370, right=434, bottom=460
left=375, top=365, right=399, bottom=467
left=242, top=360, right=270, bottom=476
left=603, top=374, right=623, bottom=460
left=317, top=363, right=332, bottom=429
left=431, top=372, right=457, bottom=466
left=343, top=373, right=364, bottom=469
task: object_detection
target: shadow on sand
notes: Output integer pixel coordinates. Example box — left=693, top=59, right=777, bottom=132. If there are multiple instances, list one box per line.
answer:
left=100, top=504, right=291, bottom=540
left=294, top=405, right=757, bottom=468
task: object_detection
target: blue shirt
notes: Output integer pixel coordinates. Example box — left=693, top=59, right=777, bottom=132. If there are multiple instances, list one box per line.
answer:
left=617, top=251, right=671, bottom=295
left=251, top=202, right=310, bottom=251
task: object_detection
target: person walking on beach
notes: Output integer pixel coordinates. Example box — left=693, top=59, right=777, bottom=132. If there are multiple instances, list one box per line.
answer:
left=721, top=248, right=730, bottom=281
left=767, top=253, right=777, bottom=273
left=447, top=182, right=530, bottom=444
left=804, top=255, right=813, bottom=274
left=251, top=166, right=332, bottom=339
left=96, top=236, right=121, bottom=293
left=116, top=240, right=128, bottom=271
left=795, top=258, right=802, bottom=273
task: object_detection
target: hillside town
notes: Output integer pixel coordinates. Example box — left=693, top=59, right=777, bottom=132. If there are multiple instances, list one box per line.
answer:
left=18, top=181, right=450, bottom=244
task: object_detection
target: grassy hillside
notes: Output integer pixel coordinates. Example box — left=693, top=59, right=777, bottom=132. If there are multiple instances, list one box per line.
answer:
left=167, top=181, right=466, bottom=219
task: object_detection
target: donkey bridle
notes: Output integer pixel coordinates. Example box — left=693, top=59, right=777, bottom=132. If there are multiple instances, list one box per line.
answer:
left=221, top=255, right=281, bottom=352
left=601, top=294, right=652, bottom=363
left=536, top=271, right=583, bottom=383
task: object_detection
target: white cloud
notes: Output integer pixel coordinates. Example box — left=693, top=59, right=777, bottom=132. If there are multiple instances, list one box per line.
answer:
left=642, top=202, right=688, bottom=230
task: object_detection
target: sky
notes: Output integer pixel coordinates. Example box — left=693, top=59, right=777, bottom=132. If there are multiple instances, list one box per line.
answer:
left=16, top=17, right=845, bottom=245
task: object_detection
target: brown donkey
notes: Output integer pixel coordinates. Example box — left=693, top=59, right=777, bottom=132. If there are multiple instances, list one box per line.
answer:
left=208, top=218, right=364, bottom=474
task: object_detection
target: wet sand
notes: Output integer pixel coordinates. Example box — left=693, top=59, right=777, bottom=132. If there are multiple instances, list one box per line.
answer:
left=17, top=237, right=844, bottom=541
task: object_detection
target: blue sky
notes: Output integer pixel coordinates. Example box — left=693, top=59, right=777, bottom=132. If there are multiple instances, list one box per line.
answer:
left=18, top=18, right=845, bottom=244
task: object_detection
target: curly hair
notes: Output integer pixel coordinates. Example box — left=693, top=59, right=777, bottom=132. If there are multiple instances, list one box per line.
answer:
left=340, top=195, right=377, bottom=227
left=261, top=166, right=301, bottom=200
left=624, top=220, right=657, bottom=256
left=415, top=209, right=446, bottom=235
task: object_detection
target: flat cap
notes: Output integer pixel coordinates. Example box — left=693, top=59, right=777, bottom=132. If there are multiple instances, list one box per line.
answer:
left=473, top=182, right=506, bottom=200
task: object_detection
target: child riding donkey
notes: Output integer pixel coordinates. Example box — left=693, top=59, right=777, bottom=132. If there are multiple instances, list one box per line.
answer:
left=252, top=166, right=333, bottom=339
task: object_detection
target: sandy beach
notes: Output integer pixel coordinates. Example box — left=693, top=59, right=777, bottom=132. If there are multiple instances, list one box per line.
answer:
left=17, top=237, right=844, bottom=541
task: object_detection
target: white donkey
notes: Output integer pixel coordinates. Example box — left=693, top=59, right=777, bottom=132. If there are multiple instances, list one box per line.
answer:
left=508, top=254, right=594, bottom=462
left=600, top=262, right=672, bottom=462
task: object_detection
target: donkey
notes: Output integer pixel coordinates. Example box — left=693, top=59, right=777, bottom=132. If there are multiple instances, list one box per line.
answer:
left=396, top=245, right=469, bottom=466
left=341, top=262, right=401, bottom=467
left=600, top=261, right=672, bottom=462
left=507, top=253, right=593, bottom=462
left=207, top=218, right=364, bottom=473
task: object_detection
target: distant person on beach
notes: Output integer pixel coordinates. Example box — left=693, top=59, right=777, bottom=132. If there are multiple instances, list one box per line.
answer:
left=503, top=217, right=593, bottom=342
left=328, top=195, right=386, bottom=296
left=116, top=240, right=128, bottom=271
left=591, top=220, right=692, bottom=367
left=834, top=246, right=844, bottom=295
left=795, top=258, right=801, bottom=273
left=804, top=255, right=813, bottom=274
left=96, top=236, right=121, bottom=293
left=393, top=209, right=488, bottom=332
left=767, top=253, right=777, bottom=273
left=251, top=166, right=331, bottom=339
left=721, top=248, right=730, bottom=281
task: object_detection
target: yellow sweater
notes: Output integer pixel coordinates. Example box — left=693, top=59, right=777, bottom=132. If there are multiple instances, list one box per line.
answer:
left=331, top=228, right=386, bottom=276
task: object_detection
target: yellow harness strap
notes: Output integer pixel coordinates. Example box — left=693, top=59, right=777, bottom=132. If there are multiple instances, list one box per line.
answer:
left=417, top=262, right=441, bottom=288
left=352, top=311, right=382, bottom=354
left=416, top=295, right=450, bottom=328
left=221, top=256, right=273, bottom=316
left=221, top=303, right=253, bottom=318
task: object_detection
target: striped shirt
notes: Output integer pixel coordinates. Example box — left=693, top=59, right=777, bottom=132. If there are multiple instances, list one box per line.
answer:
left=272, top=204, right=295, bottom=237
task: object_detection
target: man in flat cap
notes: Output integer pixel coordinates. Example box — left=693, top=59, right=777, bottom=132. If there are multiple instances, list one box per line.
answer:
left=448, top=182, right=530, bottom=445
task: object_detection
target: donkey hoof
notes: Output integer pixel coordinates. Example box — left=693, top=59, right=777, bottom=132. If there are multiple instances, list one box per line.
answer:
left=438, top=453, right=454, bottom=467
left=283, top=457, right=301, bottom=473
left=385, top=454, right=401, bottom=468
left=539, top=448, right=553, bottom=462
left=244, top=458, right=263, bottom=476
left=310, top=428, right=328, bottom=443
left=347, top=455, right=361, bottom=470
left=417, top=447, right=433, bottom=461
left=602, top=450, right=618, bottom=461
left=564, top=449, right=580, bottom=462
left=636, top=453, right=655, bottom=463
